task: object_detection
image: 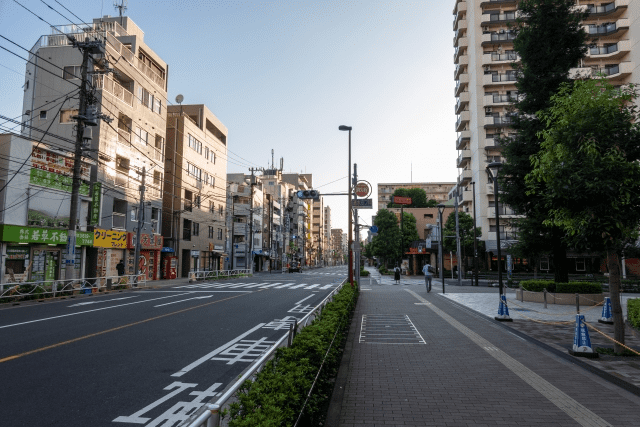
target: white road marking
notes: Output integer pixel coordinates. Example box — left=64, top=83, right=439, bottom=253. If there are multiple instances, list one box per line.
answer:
left=259, top=283, right=282, bottom=288
left=288, top=283, right=309, bottom=289
left=154, top=295, right=213, bottom=307
left=113, top=381, right=197, bottom=424
left=304, top=284, right=320, bottom=290
left=0, top=293, right=193, bottom=329
left=241, top=282, right=270, bottom=288
left=295, top=295, right=315, bottom=305
left=68, top=296, right=138, bottom=307
left=171, top=323, right=265, bottom=377
left=274, top=283, right=296, bottom=288
left=318, top=284, right=334, bottom=290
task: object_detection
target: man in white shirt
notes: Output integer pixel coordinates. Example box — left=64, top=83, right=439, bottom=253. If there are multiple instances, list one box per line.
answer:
left=422, top=263, right=433, bottom=292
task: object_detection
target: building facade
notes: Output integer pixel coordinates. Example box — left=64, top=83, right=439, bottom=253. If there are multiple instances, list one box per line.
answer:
left=377, top=182, right=456, bottom=210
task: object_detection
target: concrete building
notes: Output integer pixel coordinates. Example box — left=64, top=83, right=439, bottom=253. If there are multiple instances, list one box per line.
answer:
left=453, top=0, right=640, bottom=253
left=331, top=228, right=344, bottom=265
left=282, top=173, right=312, bottom=267
left=226, top=173, right=263, bottom=271
left=163, top=105, right=228, bottom=277
left=16, top=16, right=168, bottom=281
left=324, top=206, right=332, bottom=265
left=377, top=182, right=455, bottom=210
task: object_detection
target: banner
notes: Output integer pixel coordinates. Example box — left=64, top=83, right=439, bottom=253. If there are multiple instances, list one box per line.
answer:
left=90, top=182, right=102, bottom=225
left=93, top=229, right=127, bottom=248
left=0, top=225, right=93, bottom=246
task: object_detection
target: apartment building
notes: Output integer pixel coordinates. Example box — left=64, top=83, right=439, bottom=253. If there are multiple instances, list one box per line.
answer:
left=377, top=183, right=455, bottom=210
left=331, top=228, right=344, bottom=265
left=324, top=206, right=332, bottom=265
left=453, top=0, right=639, bottom=252
left=282, top=173, right=312, bottom=266
left=226, top=173, right=264, bottom=271
left=17, top=16, right=168, bottom=280
left=163, top=105, right=228, bottom=277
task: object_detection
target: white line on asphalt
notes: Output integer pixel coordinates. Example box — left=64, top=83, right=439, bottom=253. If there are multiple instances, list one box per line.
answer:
left=288, top=283, right=309, bottom=289
left=68, top=296, right=138, bottom=307
left=132, top=290, right=252, bottom=293
left=304, top=284, right=320, bottom=289
left=274, top=283, right=296, bottom=288
left=154, top=295, right=213, bottom=307
left=171, top=323, right=266, bottom=377
left=0, top=293, right=193, bottom=329
left=295, top=295, right=315, bottom=305
left=259, top=283, right=282, bottom=288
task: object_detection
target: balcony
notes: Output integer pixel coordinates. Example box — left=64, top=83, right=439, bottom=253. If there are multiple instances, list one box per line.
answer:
left=455, top=74, right=469, bottom=96
left=587, top=0, right=628, bottom=19
left=453, top=1, right=467, bottom=15
left=481, top=11, right=517, bottom=26
left=136, top=57, right=166, bottom=91
left=461, top=189, right=473, bottom=204
left=456, top=130, right=470, bottom=150
left=94, top=75, right=133, bottom=107
left=484, top=137, right=503, bottom=150
left=587, top=19, right=629, bottom=39
left=455, top=92, right=469, bottom=114
left=488, top=206, right=518, bottom=218
left=484, top=93, right=518, bottom=105
left=588, top=40, right=630, bottom=60
left=457, top=149, right=471, bottom=168
left=454, top=36, right=468, bottom=49
left=483, top=73, right=517, bottom=86
left=482, top=31, right=516, bottom=46
left=459, top=169, right=472, bottom=184
left=455, top=110, right=470, bottom=132
left=454, top=63, right=466, bottom=80
left=482, top=51, right=519, bottom=65
left=571, top=62, right=634, bottom=80
left=485, top=115, right=514, bottom=128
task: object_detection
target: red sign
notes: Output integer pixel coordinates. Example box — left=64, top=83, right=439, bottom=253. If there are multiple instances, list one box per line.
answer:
left=127, top=233, right=163, bottom=250
left=355, top=182, right=370, bottom=198
left=393, top=196, right=412, bottom=205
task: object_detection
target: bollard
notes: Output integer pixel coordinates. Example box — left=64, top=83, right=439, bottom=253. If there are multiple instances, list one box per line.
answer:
left=519, top=284, right=524, bottom=302
left=287, top=323, right=294, bottom=347
left=576, top=293, right=580, bottom=314
left=206, top=403, right=221, bottom=427
left=543, top=288, right=547, bottom=309
left=569, top=314, right=598, bottom=358
left=106, top=278, right=112, bottom=291
left=495, top=294, right=513, bottom=321
left=598, top=297, right=614, bottom=324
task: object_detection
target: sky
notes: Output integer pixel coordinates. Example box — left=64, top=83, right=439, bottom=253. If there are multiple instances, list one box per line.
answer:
left=0, top=0, right=459, bottom=232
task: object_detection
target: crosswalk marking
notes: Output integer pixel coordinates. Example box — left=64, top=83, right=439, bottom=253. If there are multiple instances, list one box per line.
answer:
left=242, top=282, right=270, bottom=288
left=171, top=282, right=333, bottom=291
left=304, top=284, right=319, bottom=289
left=274, top=283, right=296, bottom=289
left=258, top=283, right=282, bottom=288
left=288, top=283, right=309, bottom=289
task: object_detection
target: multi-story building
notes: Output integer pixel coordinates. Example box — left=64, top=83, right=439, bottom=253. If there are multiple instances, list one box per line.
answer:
left=453, top=0, right=639, bottom=254
left=282, top=173, right=312, bottom=266
left=15, top=16, right=168, bottom=281
left=324, top=206, right=332, bottom=265
left=226, top=173, right=263, bottom=271
left=311, top=196, right=324, bottom=266
left=377, top=182, right=455, bottom=210
left=163, top=105, right=228, bottom=277
left=331, top=228, right=344, bottom=265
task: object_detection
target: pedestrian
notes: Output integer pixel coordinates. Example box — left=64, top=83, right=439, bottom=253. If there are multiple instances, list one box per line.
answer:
left=394, top=264, right=401, bottom=285
left=422, top=262, right=434, bottom=293
left=116, top=259, right=125, bottom=277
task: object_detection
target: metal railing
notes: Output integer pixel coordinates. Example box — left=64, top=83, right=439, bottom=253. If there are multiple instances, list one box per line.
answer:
left=0, top=274, right=146, bottom=301
left=182, top=278, right=347, bottom=426
left=188, top=269, right=252, bottom=281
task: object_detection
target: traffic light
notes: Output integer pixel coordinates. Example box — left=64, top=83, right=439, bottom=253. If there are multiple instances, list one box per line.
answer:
left=297, top=190, right=320, bottom=200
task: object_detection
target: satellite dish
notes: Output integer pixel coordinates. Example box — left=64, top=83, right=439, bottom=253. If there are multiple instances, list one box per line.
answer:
left=175, top=94, right=184, bottom=104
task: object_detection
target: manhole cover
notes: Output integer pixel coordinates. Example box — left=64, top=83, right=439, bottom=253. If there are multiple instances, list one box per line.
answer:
left=359, top=314, right=425, bottom=344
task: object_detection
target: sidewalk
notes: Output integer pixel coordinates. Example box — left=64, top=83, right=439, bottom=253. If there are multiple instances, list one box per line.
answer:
left=327, top=279, right=640, bottom=427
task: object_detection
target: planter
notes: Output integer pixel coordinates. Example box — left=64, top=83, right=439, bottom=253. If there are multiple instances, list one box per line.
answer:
left=515, top=289, right=603, bottom=306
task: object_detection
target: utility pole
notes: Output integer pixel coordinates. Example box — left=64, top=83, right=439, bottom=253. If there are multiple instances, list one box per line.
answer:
left=353, top=164, right=360, bottom=286
left=455, top=187, right=462, bottom=286
left=230, top=194, right=235, bottom=270
left=133, top=167, right=146, bottom=283
left=249, top=168, right=256, bottom=273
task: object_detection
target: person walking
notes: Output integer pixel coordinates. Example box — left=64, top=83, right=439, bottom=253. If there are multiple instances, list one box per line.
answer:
left=116, top=260, right=125, bottom=277
left=394, top=264, right=401, bottom=285
left=422, top=262, right=434, bottom=292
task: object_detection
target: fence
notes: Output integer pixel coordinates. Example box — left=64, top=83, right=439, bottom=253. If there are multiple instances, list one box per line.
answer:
left=0, top=274, right=146, bottom=301
left=188, top=269, right=252, bottom=282
left=182, top=278, right=348, bottom=427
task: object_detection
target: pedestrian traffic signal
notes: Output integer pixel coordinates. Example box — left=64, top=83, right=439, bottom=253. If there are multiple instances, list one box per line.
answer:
left=297, top=190, right=320, bottom=200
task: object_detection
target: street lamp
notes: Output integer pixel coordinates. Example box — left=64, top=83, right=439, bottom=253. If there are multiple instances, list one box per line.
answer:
left=470, top=181, right=479, bottom=286
left=339, top=125, right=354, bottom=286
left=486, top=161, right=503, bottom=296
left=437, top=203, right=446, bottom=294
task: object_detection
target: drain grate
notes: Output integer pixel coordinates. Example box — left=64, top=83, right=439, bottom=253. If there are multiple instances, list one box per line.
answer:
left=359, top=314, right=425, bottom=344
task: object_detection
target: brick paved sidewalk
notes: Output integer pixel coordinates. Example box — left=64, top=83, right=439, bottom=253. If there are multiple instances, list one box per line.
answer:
left=327, top=284, right=640, bottom=427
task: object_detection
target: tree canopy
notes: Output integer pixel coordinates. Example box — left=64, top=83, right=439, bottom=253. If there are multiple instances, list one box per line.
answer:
left=443, top=211, right=482, bottom=256
left=370, top=209, right=401, bottom=265
left=386, top=188, right=437, bottom=208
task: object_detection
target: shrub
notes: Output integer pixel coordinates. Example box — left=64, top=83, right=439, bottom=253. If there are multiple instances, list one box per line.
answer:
left=629, top=299, right=640, bottom=331
left=556, top=282, right=602, bottom=294
left=227, top=282, right=359, bottom=426
left=360, top=269, right=370, bottom=277
left=520, top=280, right=556, bottom=292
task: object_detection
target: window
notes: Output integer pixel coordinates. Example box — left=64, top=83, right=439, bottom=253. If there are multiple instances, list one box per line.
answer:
left=139, top=87, right=151, bottom=109
left=188, top=134, right=202, bottom=154
left=155, top=134, right=164, bottom=150
left=184, top=190, right=193, bottom=212
left=208, top=226, right=214, bottom=238
left=63, top=65, right=81, bottom=80
left=39, top=110, right=47, bottom=119
left=212, top=151, right=216, bottom=164
left=192, top=222, right=200, bottom=236
left=131, top=206, right=139, bottom=222
left=217, top=228, right=223, bottom=240
left=187, top=162, right=202, bottom=181
left=219, top=205, right=223, bottom=216
left=183, top=218, right=192, bottom=240
left=204, top=146, right=209, bottom=159
left=134, top=127, right=149, bottom=145
left=540, top=257, right=550, bottom=271
left=116, top=155, right=130, bottom=173
left=59, top=109, right=78, bottom=123
left=575, top=258, right=586, bottom=272
left=151, top=207, right=160, bottom=230
left=153, top=97, right=162, bottom=114
left=209, top=201, right=215, bottom=213
left=194, top=195, right=201, bottom=208
left=153, top=171, right=161, bottom=186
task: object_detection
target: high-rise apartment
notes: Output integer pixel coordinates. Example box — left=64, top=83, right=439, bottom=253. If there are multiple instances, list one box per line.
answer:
left=453, top=0, right=639, bottom=252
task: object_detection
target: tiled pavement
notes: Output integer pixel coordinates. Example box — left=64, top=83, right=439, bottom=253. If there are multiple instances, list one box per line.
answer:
left=327, top=271, right=640, bottom=427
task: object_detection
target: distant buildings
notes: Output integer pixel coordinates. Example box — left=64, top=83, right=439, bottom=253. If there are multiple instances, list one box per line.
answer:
left=377, top=182, right=455, bottom=210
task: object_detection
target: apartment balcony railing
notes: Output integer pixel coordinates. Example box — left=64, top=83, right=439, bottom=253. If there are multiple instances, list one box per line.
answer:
left=456, top=130, right=470, bottom=150
left=491, top=52, right=518, bottom=62
left=589, top=1, right=626, bottom=15
left=459, top=169, right=472, bottom=184
left=482, top=11, right=517, bottom=25
left=490, top=32, right=516, bottom=42
left=456, top=111, right=470, bottom=132
left=457, top=150, right=471, bottom=168
left=485, top=93, right=518, bottom=105
left=587, top=20, right=629, bottom=38
left=455, top=92, right=469, bottom=114
left=492, top=73, right=517, bottom=82
left=112, top=212, right=126, bottom=229
left=488, top=206, right=518, bottom=217
left=93, top=75, right=134, bottom=107
left=136, top=57, right=166, bottom=90
left=461, top=189, right=473, bottom=204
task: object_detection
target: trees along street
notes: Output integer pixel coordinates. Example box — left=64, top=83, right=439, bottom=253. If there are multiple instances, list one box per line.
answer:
left=529, top=79, right=640, bottom=353
left=443, top=211, right=483, bottom=274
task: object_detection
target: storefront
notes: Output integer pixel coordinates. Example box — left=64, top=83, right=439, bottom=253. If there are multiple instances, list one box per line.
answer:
left=89, top=229, right=128, bottom=278
left=0, top=225, right=93, bottom=283
left=127, top=233, right=163, bottom=280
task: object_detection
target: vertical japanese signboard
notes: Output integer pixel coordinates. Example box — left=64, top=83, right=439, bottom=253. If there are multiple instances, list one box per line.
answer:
left=90, top=182, right=102, bottom=226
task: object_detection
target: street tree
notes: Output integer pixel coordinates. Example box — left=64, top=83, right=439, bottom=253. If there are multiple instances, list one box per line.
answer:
left=386, top=188, right=436, bottom=208
left=443, top=212, right=483, bottom=270
left=529, top=79, right=640, bottom=352
left=499, top=0, right=589, bottom=282
left=370, top=209, right=401, bottom=266
left=400, top=212, right=420, bottom=255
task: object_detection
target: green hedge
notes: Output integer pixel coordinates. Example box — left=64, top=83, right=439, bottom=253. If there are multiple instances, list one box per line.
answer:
left=360, top=269, right=370, bottom=277
left=227, top=282, right=359, bottom=426
left=520, top=280, right=602, bottom=294
left=629, top=299, right=640, bottom=331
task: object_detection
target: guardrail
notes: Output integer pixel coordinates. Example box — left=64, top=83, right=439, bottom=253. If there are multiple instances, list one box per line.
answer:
left=182, top=278, right=348, bottom=427
left=188, top=269, right=252, bottom=282
left=0, top=274, right=146, bottom=301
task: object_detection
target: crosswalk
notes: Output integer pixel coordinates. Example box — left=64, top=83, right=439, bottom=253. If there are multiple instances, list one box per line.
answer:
left=173, top=282, right=337, bottom=290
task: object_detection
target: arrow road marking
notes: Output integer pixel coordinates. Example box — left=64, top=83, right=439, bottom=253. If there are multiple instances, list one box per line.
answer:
left=155, top=295, right=213, bottom=307
left=68, top=296, right=138, bottom=307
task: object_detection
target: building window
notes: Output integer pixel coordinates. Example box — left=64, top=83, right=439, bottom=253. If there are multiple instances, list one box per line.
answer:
left=59, top=109, right=78, bottom=123
left=208, top=226, right=214, bottom=238
left=188, top=134, right=202, bottom=154
left=184, top=190, right=193, bottom=212
left=192, top=222, right=200, bottom=236
left=155, top=134, right=164, bottom=151
left=131, top=206, right=138, bottom=222
left=39, top=110, right=47, bottom=119
left=217, top=228, right=223, bottom=240
left=209, top=201, right=215, bottom=213
left=575, top=258, right=586, bottom=272
left=153, top=171, right=161, bottom=186
left=153, top=97, right=162, bottom=114
left=187, top=162, right=202, bottom=181
left=219, top=205, right=223, bottom=216
left=204, top=146, right=209, bottom=159
left=134, top=127, right=149, bottom=145
left=194, top=195, right=201, bottom=208
left=151, top=207, right=160, bottom=231
left=63, top=65, right=81, bottom=80
left=540, top=257, right=550, bottom=271
left=183, top=218, right=192, bottom=240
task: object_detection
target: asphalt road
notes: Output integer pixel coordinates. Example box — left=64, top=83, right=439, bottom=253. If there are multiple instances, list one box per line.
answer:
left=0, top=266, right=347, bottom=427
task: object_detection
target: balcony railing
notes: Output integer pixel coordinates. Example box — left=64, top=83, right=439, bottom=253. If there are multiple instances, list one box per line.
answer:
left=592, top=65, right=620, bottom=76
left=492, top=115, right=514, bottom=125
left=491, top=52, right=518, bottom=61
left=487, top=12, right=516, bottom=22
left=589, top=23, right=617, bottom=35
left=492, top=73, right=517, bottom=82
left=589, top=3, right=617, bottom=14
left=93, top=75, right=133, bottom=107
left=491, top=32, right=516, bottom=42
left=136, top=57, right=165, bottom=89
left=590, top=43, right=618, bottom=55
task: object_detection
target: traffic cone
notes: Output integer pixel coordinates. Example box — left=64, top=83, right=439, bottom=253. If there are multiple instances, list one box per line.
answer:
left=598, top=297, right=614, bottom=324
left=494, top=294, right=513, bottom=322
left=569, top=314, right=598, bottom=358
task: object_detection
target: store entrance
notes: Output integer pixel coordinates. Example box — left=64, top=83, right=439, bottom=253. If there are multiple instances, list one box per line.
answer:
left=31, top=249, right=60, bottom=283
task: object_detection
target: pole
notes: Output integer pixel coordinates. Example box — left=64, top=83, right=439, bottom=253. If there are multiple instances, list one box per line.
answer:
left=471, top=181, right=478, bottom=286
left=134, top=166, right=146, bottom=284
left=494, top=174, right=503, bottom=296
left=230, top=195, right=235, bottom=270
left=347, top=129, right=353, bottom=286
left=400, top=205, right=404, bottom=268
left=439, top=209, right=445, bottom=294
left=65, top=47, right=90, bottom=281
left=354, top=164, right=360, bottom=286
left=249, top=169, right=255, bottom=273
left=455, top=189, right=462, bottom=286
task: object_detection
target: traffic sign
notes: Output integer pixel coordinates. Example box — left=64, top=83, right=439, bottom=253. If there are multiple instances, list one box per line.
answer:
left=352, top=199, right=373, bottom=209
left=370, top=225, right=378, bottom=233
left=355, top=181, right=371, bottom=198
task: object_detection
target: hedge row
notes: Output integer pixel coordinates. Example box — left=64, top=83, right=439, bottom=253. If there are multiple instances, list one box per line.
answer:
left=520, top=280, right=603, bottom=294
left=629, top=299, right=640, bottom=331
left=360, top=269, right=370, bottom=277
left=226, top=282, right=359, bottom=426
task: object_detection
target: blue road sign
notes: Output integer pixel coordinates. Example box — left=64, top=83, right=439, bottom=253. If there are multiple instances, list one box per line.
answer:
left=370, top=226, right=378, bottom=233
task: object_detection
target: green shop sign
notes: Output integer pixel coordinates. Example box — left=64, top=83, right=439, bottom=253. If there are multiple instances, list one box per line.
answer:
left=0, top=225, right=93, bottom=246
left=90, top=182, right=102, bottom=226
left=30, top=168, right=90, bottom=196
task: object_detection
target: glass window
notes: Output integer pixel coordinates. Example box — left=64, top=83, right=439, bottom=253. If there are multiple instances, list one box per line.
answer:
left=63, top=65, right=81, bottom=80
left=218, top=228, right=223, bottom=240
left=192, top=222, right=200, bottom=236
left=208, top=226, right=214, bottom=238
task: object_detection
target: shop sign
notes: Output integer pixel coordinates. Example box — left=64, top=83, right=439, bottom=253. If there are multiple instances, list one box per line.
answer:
left=191, top=250, right=200, bottom=257
left=93, top=228, right=127, bottom=248
left=90, top=182, right=102, bottom=226
left=30, top=168, right=90, bottom=196
left=127, top=233, right=163, bottom=250
left=0, top=225, right=93, bottom=246
left=6, top=247, right=29, bottom=259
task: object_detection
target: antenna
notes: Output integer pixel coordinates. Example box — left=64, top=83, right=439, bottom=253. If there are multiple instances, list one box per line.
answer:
left=113, top=0, right=128, bottom=17
left=280, top=157, right=283, bottom=171
left=271, top=149, right=274, bottom=170
left=175, top=94, right=184, bottom=115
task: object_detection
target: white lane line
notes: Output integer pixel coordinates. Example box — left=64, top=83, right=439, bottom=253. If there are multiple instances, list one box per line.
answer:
left=295, top=295, right=315, bottom=305
left=129, top=290, right=253, bottom=293
left=68, top=296, right=138, bottom=307
left=406, top=289, right=612, bottom=427
left=171, top=323, right=266, bottom=377
left=226, top=282, right=256, bottom=288
left=154, top=295, right=213, bottom=307
left=317, top=284, right=334, bottom=290
left=259, top=283, right=282, bottom=288
left=242, top=282, right=270, bottom=288
left=274, top=283, right=296, bottom=289
left=288, top=283, right=308, bottom=289
left=0, top=293, right=194, bottom=329
left=303, top=284, right=320, bottom=290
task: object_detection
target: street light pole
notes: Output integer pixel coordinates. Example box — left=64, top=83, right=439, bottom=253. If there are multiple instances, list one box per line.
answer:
left=437, top=204, right=446, bottom=294
left=471, top=181, right=479, bottom=286
left=487, top=162, right=503, bottom=296
left=339, top=125, right=353, bottom=286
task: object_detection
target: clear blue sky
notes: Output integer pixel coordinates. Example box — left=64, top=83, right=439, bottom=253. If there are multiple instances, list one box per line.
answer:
left=0, top=0, right=458, bottom=232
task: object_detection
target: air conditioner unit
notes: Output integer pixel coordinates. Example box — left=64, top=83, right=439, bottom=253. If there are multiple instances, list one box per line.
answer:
left=499, top=29, right=505, bottom=34
left=484, top=65, right=490, bottom=71
left=485, top=107, right=493, bottom=113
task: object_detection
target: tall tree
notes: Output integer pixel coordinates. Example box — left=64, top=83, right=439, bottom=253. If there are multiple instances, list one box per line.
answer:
left=443, top=211, right=482, bottom=256
left=529, top=79, right=640, bottom=352
left=370, top=209, right=401, bottom=266
left=400, top=212, right=420, bottom=255
left=499, top=0, right=589, bottom=282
